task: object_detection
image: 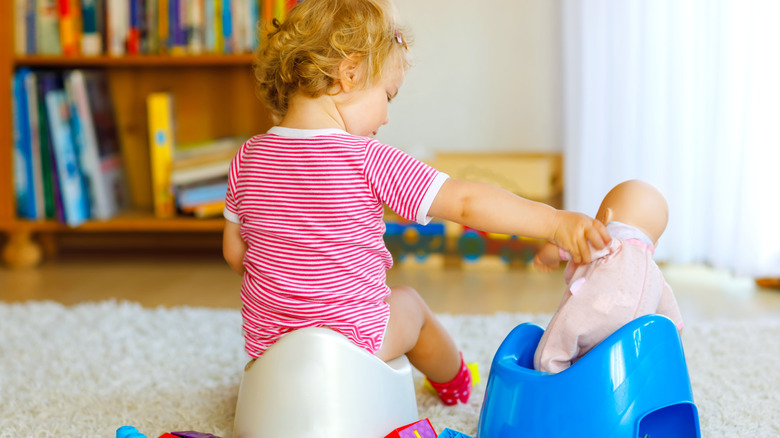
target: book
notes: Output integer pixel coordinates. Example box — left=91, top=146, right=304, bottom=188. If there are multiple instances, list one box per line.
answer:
left=221, top=0, right=232, bottom=53
left=65, top=70, right=128, bottom=220
left=147, top=92, right=176, bottom=218
left=182, top=199, right=225, bottom=218
left=45, top=89, right=91, bottom=227
left=23, top=70, right=46, bottom=219
left=145, top=0, right=159, bottom=53
left=14, top=0, right=28, bottom=55
left=24, top=0, right=37, bottom=54
left=107, top=0, right=129, bottom=56
left=169, top=137, right=240, bottom=186
left=36, top=72, right=61, bottom=220
left=127, top=0, right=142, bottom=54
left=57, top=0, right=80, bottom=56
left=80, top=0, right=104, bottom=55
left=12, top=69, right=37, bottom=219
left=175, top=179, right=228, bottom=208
left=37, top=0, right=63, bottom=55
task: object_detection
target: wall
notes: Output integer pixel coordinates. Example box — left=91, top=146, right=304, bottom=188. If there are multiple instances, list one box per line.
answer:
left=377, top=0, right=563, bottom=158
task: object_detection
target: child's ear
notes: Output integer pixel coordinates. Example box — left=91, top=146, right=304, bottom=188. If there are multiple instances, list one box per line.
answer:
left=338, top=55, right=362, bottom=93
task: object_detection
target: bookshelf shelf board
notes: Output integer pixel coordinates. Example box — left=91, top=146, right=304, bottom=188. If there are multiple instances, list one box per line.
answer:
left=2, top=213, right=224, bottom=233
left=14, top=54, right=256, bottom=68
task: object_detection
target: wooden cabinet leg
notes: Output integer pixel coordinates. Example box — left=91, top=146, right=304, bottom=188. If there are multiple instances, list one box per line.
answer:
left=2, top=230, right=43, bottom=269
left=37, top=232, right=59, bottom=258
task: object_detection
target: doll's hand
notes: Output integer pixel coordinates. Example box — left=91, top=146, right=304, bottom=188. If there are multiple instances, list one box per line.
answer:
left=533, top=242, right=562, bottom=272
left=533, top=255, right=558, bottom=272
left=549, top=211, right=610, bottom=264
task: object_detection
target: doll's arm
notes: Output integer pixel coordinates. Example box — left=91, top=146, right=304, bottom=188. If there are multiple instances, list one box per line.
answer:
left=533, top=242, right=565, bottom=272
left=428, top=178, right=610, bottom=264
left=223, top=221, right=247, bottom=275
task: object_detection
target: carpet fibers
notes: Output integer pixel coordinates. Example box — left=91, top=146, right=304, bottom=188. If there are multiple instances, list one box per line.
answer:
left=1, top=301, right=777, bottom=437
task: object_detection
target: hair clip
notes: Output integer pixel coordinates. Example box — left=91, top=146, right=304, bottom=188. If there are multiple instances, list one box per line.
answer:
left=394, top=26, right=410, bottom=52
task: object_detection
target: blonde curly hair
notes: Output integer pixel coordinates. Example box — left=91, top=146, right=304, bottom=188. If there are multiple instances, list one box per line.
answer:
left=253, top=0, right=412, bottom=122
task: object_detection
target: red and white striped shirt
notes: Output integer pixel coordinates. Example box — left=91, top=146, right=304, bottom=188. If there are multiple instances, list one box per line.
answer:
left=224, top=127, right=447, bottom=358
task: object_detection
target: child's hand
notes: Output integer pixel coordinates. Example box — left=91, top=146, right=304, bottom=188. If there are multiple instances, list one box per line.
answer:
left=549, top=211, right=610, bottom=264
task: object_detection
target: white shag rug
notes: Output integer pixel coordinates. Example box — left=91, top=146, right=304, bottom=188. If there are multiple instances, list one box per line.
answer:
left=0, top=301, right=778, bottom=438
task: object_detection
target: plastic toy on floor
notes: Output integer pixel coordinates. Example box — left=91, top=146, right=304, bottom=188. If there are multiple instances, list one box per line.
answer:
left=232, top=327, right=418, bottom=438
left=437, top=429, right=474, bottom=438
left=477, top=314, right=700, bottom=437
left=385, top=418, right=437, bottom=438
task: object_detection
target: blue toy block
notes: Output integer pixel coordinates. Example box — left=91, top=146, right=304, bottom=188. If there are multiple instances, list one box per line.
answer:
left=116, top=426, right=147, bottom=438
left=437, top=428, right=473, bottom=438
left=477, top=314, right=701, bottom=438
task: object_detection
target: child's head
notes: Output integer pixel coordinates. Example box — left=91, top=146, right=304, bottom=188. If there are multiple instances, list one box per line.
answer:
left=596, top=179, right=669, bottom=245
left=254, top=0, right=412, bottom=123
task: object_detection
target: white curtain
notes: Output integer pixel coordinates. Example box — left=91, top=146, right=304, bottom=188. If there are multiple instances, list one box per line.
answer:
left=562, top=0, right=780, bottom=277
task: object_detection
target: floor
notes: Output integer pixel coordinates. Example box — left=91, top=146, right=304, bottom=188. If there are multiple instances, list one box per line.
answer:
left=2, top=252, right=779, bottom=323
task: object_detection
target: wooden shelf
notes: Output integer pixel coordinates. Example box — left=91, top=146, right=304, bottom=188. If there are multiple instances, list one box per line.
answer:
left=2, top=212, right=224, bottom=233
left=0, top=0, right=273, bottom=267
left=14, top=54, right=256, bottom=68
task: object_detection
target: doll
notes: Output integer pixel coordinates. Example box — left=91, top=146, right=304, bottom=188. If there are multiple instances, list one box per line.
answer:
left=533, top=179, right=684, bottom=373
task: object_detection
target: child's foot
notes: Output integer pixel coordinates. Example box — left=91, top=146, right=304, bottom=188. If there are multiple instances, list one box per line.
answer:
left=426, top=353, right=472, bottom=405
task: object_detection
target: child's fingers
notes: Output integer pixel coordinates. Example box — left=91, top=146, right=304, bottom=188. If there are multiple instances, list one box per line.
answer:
left=576, top=236, right=592, bottom=264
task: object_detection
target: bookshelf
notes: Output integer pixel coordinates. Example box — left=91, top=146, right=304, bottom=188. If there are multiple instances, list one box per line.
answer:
left=0, top=2, right=273, bottom=268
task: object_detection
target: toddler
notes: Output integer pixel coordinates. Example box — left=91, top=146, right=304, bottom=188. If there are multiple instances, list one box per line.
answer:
left=222, top=0, right=610, bottom=405
left=533, top=179, right=684, bottom=373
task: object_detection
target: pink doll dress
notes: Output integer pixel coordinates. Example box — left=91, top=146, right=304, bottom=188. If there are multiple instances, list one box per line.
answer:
left=534, top=222, right=684, bottom=373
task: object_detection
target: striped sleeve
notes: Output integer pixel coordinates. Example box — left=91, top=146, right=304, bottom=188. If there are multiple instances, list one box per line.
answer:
left=223, top=141, right=246, bottom=223
left=364, top=140, right=447, bottom=224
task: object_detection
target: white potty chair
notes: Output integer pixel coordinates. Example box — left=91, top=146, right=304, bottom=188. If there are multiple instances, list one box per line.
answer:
left=233, top=327, right=419, bottom=438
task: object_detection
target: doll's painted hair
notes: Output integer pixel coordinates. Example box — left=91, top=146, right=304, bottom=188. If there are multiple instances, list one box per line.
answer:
left=253, top=0, right=412, bottom=121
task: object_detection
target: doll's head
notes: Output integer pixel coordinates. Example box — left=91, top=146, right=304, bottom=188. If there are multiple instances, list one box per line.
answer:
left=253, top=0, right=412, bottom=122
left=595, top=180, right=669, bottom=245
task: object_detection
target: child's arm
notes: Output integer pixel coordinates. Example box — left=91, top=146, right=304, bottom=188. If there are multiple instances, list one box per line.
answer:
left=428, top=178, right=610, bottom=264
left=533, top=242, right=564, bottom=272
left=223, top=221, right=247, bottom=275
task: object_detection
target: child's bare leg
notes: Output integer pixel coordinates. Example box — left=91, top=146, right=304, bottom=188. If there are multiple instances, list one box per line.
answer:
left=376, top=285, right=460, bottom=383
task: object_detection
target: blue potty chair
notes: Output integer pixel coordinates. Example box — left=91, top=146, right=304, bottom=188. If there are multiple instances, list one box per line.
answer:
left=477, top=314, right=700, bottom=438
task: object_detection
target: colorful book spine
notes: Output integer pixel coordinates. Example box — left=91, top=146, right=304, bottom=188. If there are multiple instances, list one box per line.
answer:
left=14, top=0, right=27, bottom=55
left=80, top=0, right=104, bottom=55
left=221, top=0, right=232, bottom=53
left=176, top=181, right=228, bottom=208
left=147, top=92, right=176, bottom=218
left=127, top=0, right=143, bottom=54
left=36, top=72, right=60, bottom=220
left=204, top=0, right=215, bottom=52
left=65, top=70, right=124, bottom=220
left=23, top=71, right=45, bottom=219
left=57, top=0, right=80, bottom=56
left=157, top=0, right=169, bottom=53
left=45, top=89, right=91, bottom=227
left=145, top=0, right=159, bottom=53
left=107, top=0, right=129, bottom=56
left=214, top=0, right=224, bottom=53
left=25, top=0, right=37, bottom=54
left=12, top=69, right=37, bottom=220
left=37, top=0, right=62, bottom=55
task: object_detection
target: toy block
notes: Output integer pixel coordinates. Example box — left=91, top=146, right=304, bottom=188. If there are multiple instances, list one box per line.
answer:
left=170, top=432, right=222, bottom=438
left=437, top=428, right=474, bottom=438
left=117, top=426, right=147, bottom=438
left=385, top=418, right=437, bottom=438
left=157, top=434, right=179, bottom=438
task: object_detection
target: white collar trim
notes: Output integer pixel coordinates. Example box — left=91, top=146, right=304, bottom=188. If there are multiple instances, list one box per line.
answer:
left=267, top=126, right=349, bottom=138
